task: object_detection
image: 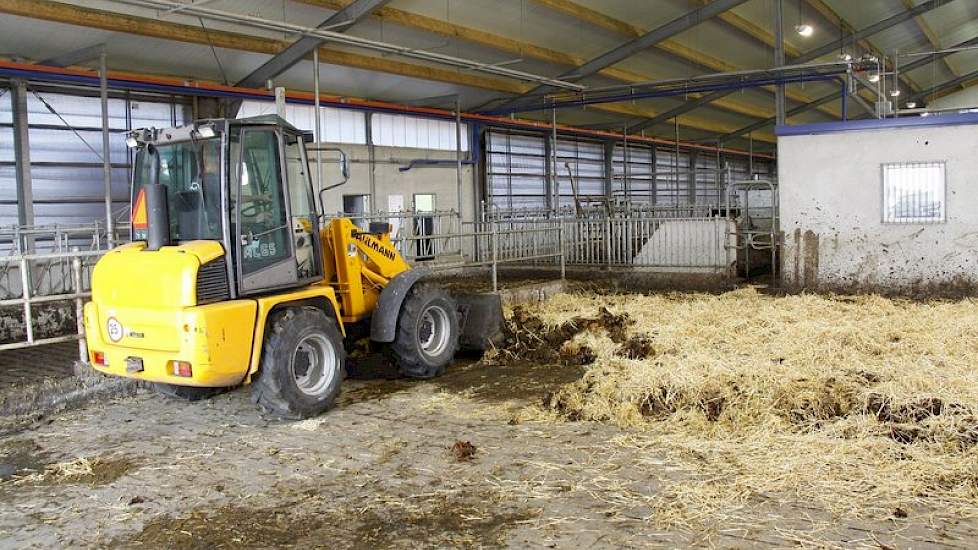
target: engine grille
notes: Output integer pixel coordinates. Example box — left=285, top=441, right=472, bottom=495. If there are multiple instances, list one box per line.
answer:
left=196, top=258, right=230, bottom=304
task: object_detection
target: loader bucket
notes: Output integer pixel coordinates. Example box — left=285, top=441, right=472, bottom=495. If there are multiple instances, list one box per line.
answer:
left=453, top=292, right=505, bottom=352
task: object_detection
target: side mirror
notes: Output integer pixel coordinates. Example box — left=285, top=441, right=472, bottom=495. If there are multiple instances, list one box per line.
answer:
left=315, top=147, right=351, bottom=217
left=336, top=149, right=350, bottom=180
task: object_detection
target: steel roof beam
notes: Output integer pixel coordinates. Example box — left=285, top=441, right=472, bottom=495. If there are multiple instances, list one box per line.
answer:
left=38, top=43, right=106, bottom=68
left=488, top=0, right=750, bottom=113
left=627, top=0, right=952, bottom=134
left=235, top=0, right=391, bottom=88
left=719, top=35, right=978, bottom=141
left=909, top=69, right=978, bottom=104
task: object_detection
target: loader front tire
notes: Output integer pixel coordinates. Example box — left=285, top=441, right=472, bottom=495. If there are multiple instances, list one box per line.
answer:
left=390, top=285, right=460, bottom=378
left=251, top=307, right=345, bottom=420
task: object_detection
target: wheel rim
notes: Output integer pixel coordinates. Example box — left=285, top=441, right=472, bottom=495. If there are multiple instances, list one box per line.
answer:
left=290, top=333, right=337, bottom=397
left=417, top=304, right=451, bottom=357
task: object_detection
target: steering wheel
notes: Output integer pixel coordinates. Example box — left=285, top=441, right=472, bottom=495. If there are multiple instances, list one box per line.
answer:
left=241, top=197, right=274, bottom=219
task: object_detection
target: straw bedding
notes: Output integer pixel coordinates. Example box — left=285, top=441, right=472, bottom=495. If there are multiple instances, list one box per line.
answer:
left=500, top=288, right=978, bottom=524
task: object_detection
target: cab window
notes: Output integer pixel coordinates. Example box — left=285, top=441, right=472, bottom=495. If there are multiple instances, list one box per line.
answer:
left=237, top=129, right=291, bottom=275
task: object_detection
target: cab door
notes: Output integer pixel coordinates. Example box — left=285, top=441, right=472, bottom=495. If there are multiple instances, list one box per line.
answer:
left=234, top=127, right=297, bottom=294
left=282, top=132, right=322, bottom=283
left=233, top=126, right=322, bottom=295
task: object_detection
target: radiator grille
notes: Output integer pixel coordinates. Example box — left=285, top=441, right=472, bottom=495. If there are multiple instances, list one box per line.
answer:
left=196, top=258, right=230, bottom=304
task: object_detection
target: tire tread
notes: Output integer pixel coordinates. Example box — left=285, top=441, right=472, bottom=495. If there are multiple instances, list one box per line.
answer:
left=390, top=284, right=460, bottom=378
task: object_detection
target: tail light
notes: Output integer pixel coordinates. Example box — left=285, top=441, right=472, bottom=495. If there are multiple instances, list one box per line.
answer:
left=92, top=351, right=108, bottom=366
left=169, top=361, right=193, bottom=378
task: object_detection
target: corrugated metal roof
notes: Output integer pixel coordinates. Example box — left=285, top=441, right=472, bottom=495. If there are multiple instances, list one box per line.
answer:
left=0, top=0, right=974, bottom=150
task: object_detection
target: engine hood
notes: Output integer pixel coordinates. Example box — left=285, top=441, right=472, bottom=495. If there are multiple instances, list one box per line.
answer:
left=92, top=240, right=226, bottom=309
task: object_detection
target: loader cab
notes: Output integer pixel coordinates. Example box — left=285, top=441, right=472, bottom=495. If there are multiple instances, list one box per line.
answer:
left=129, top=116, right=325, bottom=298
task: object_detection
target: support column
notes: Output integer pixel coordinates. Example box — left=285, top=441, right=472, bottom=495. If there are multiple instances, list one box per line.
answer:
left=10, top=79, right=33, bottom=232
left=366, top=112, right=376, bottom=209
left=274, top=87, right=287, bottom=119
left=603, top=140, right=615, bottom=201
left=99, top=53, right=114, bottom=248
left=773, top=0, right=786, bottom=126
left=550, top=108, right=558, bottom=211
left=455, top=97, right=463, bottom=217
left=313, top=48, right=323, bottom=200
left=650, top=145, right=658, bottom=206
left=841, top=79, right=849, bottom=121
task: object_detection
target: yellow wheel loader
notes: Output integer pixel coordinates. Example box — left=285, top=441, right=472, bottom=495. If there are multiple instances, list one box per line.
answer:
left=81, top=115, right=495, bottom=419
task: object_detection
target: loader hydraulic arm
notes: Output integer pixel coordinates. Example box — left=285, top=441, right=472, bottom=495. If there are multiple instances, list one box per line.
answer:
left=323, top=217, right=411, bottom=322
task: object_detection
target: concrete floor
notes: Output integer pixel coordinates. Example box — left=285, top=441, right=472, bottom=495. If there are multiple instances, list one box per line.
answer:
left=2, top=359, right=977, bottom=549
left=0, top=342, right=78, bottom=388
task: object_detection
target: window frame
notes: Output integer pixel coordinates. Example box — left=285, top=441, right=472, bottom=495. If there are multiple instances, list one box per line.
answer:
left=881, top=161, right=947, bottom=225
left=233, top=126, right=298, bottom=295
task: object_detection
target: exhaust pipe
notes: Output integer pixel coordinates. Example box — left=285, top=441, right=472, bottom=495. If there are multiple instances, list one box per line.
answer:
left=144, top=184, right=170, bottom=251
left=142, top=145, right=171, bottom=251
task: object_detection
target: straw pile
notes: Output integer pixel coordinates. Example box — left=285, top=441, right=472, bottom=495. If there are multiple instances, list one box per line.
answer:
left=509, top=288, right=978, bottom=524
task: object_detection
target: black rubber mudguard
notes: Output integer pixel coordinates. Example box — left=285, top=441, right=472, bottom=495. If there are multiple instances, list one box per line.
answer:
left=370, top=267, right=432, bottom=343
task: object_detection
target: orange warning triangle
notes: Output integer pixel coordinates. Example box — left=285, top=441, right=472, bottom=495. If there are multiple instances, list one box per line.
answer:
left=131, top=188, right=148, bottom=230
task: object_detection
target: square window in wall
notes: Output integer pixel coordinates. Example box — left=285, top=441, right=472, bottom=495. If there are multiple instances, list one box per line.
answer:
left=882, top=161, right=946, bottom=224
left=414, top=193, right=436, bottom=213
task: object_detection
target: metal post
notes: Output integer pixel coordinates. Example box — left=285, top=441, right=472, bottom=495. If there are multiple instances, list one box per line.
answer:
left=558, top=221, right=566, bottom=281
left=366, top=113, right=376, bottom=208
left=650, top=145, right=657, bottom=206
left=20, top=256, right=33, bottom=345
left=72, top=248, right=86, bottom=361
left=551, top=108, right=558, bottom=212
left=275, top=86, right=287, bottom=118
left=314, top=48, right=323, bottom=201
left=455, top=97, right=463, bottom=218
left=99, top=52, right=115, bottom=248
left=745, top=181, right=751, bottom=280
left=748, top=133, right=754, bottom=176
left=773, top=0, right=786, bottom=126
left=11, top=79, right=34, bottom=239
left=622, top=127, right=630, bottom=203
left=688, top=150, right=698, bottom=209
left=490, top=222, right=498, bottom=292
left=674, top=117, right=681, bottom=208
left=841, top=78, right=849, bottom=121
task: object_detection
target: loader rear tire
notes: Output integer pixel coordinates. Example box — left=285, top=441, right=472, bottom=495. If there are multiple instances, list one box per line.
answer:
left=150, top=383, right=222, bottom=401
left=251, top=307, right=345, bottom=420
left=390, top=284, right=460, bottom=379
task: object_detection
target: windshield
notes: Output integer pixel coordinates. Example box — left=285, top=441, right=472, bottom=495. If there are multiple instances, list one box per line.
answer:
left=133, top=138, right=223, bottom=242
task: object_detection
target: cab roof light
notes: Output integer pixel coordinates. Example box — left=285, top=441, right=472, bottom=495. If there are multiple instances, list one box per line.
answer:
left=195, top=124, right=217, bottom=139
left=125, top=128, right=153, bottom=148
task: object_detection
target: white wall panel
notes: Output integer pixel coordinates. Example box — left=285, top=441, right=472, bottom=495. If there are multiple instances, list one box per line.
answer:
left=237, top=100, right=367, bottom=144
left=372, top=112, right=468, bottom=151
left=0, top=90, right=187, bottom=227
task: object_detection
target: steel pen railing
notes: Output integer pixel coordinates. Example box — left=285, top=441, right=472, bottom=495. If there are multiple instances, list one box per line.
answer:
left=0, top=248, right=101, bottom=357
left=0, top=209, right=739, bottom=356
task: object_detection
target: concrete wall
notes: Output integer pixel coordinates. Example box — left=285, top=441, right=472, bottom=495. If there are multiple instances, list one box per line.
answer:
left=313, top=141, right=476, bottom=223
left=779, top=120, right=978, bottom=295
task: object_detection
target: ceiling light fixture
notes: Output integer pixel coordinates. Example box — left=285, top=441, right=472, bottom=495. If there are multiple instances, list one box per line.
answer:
left=906, top=102, right=917, bottom=109
left=868, top=73, right=881, bottom=83
left=890, top=89, right=901, bottom=97
left=796, top=24, right=814, bottom=37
